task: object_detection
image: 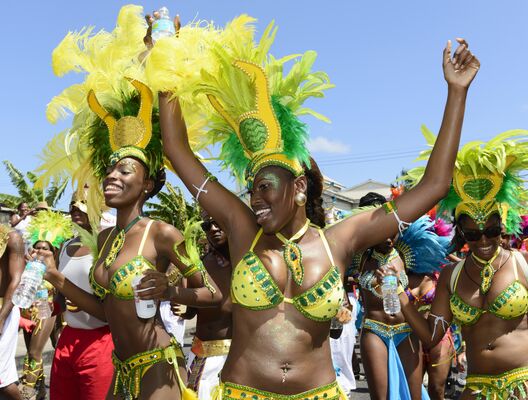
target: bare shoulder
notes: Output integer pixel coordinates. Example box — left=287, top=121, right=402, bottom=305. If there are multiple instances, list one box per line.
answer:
left=97, top=227, right=114, bottom=248
left=151, top=219, right=183, bottom=245
left=437, top=261, right=460, bottom=292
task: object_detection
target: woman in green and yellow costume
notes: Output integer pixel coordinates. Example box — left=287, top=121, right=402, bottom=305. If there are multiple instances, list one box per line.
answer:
left=391, top=131, right=528, bottom=399
left=33, top=6, right=222, bottom=400
left=20, top=210, right=72, bottom=400
left=143, top=11, right=480, bottom=398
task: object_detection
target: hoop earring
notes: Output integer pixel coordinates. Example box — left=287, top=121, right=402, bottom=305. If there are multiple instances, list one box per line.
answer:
left=294, top=192, right=307, bottom=206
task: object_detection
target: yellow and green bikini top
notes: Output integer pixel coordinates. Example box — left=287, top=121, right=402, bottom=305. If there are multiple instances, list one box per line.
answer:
left=449, top=250, right=528, bottom=326
left=231, top=227, right=344, bottom=322
left=90, top=220, right=156, bottom=301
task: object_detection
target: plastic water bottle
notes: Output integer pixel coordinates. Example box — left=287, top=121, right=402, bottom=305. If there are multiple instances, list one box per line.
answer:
left=152, top=7, right=175, bottom=41
left=12, top=260, right=46, bottom=308
left=35, top=285, right=52, bottom=319
left=382, top=272, right=400, bottom=315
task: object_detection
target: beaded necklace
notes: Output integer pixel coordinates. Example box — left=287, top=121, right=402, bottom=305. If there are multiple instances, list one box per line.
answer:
left=104, top=215, right=143, bottom=270
left=470, top=247, right=502, bottom=294
left=275, top=219, right=311, bottom=286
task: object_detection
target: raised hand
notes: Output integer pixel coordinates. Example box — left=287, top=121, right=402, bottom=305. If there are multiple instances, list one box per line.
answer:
left=443, top=38, right=480, bottom=89
left=143, top=12, right=181, bottom=49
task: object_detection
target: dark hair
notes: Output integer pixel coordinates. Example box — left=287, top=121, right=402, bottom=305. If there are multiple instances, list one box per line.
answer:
left=147, top=168, right=166, bottom=199
left=359, top=192, right=387, bottom=208
left=304, top=158, right=325, bottom=228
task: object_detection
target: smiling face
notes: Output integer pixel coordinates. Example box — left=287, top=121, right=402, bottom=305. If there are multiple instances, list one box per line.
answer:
left=249, top=166, right=304, bottom=234
left=102, top=157, right=153, bottom=209
left=458, top=213, right=502, bottom=260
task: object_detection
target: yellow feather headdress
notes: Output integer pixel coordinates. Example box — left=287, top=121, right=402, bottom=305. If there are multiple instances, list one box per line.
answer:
left=405, top=126, right=528, bottom=233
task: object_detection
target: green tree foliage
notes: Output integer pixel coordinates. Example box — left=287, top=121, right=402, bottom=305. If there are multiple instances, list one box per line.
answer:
left=145, top=182, right=200, bottom=231
left=0, top=160, right=68, bottom=208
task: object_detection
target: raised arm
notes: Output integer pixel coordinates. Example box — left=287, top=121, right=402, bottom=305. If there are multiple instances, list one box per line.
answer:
left=0, top=231, right=25, bottom=333
left=328, top=39, right=479, bottom=261
left=158, top=94, right=256, bottom=252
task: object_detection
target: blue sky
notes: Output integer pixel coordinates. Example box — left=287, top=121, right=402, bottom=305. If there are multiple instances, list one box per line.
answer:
left=2, top=1, right=528, bottom=209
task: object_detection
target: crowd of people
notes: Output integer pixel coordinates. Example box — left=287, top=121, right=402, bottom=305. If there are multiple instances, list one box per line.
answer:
left=1, top=5, right=528, bottom=400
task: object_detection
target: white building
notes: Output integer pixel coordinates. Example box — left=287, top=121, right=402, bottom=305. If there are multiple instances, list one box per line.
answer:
left=323, top=177, right=391, bottom=220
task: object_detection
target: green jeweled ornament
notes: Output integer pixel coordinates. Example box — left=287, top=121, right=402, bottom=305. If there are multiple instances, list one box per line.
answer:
left=276, top=219, right=311, bottom=286
left=104, top=215, right=143, bottom=270
left=471, top=247, right=501, bottom=294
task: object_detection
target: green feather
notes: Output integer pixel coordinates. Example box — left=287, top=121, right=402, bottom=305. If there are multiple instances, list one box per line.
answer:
left=87, top=92, right=163, bottom=180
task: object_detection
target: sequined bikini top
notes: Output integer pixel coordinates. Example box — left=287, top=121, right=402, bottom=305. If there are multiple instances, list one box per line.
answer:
left=449, top=250, right=528, bottom=326
left=90, top=220, right=155, bottom=300
left=231, top=228, right=344, bottom=322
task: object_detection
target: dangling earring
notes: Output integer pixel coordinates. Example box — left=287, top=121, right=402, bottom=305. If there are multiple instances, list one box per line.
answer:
left=294, top=192, right=307, bottom=206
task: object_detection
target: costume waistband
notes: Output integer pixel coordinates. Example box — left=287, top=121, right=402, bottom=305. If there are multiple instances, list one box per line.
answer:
left=212, top=380, right=347, bottom=400
left=112, top=338, right=196, bottom=399
left=363, top=318, right=412, bottom=339
left=466, top=367, right=528, bottom=400
left=191, top=337, right=231, bottom=357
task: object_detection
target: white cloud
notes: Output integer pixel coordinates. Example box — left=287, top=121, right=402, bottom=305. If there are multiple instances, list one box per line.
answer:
left=307, top=136, right=350, bottom=154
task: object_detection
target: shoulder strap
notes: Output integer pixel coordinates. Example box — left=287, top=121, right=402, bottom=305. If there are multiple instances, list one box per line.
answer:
left=138, top=220, right=154, bottom=256
left=98, top=228, right=116, bottom=257
left=318, top=229, right=336, bottom=266
left=249, top=228, right=263, bottom=251
left=449, top=259, right=465, bottom=293
left=512, top=250, right=528, bottom=282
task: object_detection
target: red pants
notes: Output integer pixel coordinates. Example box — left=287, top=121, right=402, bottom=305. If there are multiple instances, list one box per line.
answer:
left=50, top=325, right=114, bottom=400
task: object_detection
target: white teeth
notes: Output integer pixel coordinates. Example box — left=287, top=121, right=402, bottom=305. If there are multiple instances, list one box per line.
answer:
left=105, top=184, right=121, bottom=190
left=255, top=208, right=271, bottom=217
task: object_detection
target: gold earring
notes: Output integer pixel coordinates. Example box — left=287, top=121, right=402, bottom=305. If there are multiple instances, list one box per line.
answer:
left=294, top=192, right=307, bottom=206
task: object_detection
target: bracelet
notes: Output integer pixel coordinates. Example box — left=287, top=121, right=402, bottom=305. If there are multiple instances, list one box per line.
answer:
left=181, top=262, right=217, bottom=295
left=398, top=270, right=409, bottom=289
left=166, top=268, right=183, bottom=287
left=397, top=284, right=405, bottom=295
left=382, top=200, right=411, bottom=234
left=192, top=172, right=218, bottom=201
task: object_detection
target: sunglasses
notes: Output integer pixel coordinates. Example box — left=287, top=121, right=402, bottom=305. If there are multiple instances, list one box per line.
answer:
left=201, top=219, right=219, bottom=232
left=460, top=225, right=502, bottom=242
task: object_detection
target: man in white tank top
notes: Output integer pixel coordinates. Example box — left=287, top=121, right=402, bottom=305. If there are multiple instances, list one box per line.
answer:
left=49, top=199, right=114, bottom=400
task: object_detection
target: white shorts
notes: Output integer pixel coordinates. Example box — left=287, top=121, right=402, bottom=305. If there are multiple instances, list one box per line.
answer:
left=187, top=352, right=228, bottom=400
left=0, top=306, right=20, bottom=388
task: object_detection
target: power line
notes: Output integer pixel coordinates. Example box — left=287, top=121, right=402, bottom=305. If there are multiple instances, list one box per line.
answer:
left=317, top=151, right=420, bottom=166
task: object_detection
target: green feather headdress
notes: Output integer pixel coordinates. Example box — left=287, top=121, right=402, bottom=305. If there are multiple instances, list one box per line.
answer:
left=27, top=210, right=73, bottom=249
left=147, top=16, right=334, bottom=187
left=404, top=126, right=528, bottom=234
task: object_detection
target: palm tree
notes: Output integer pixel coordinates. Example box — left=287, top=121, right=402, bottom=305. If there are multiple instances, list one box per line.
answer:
left=0, top=160, right=68, bottom=209
left=145, top=182, right=200, bottom=231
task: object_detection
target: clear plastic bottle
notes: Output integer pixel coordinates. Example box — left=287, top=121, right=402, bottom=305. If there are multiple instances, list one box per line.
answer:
left=35, top=285, right=52, bottom=320
left=151, top=7, right=176, bottom=42
left=382, top=271, right=400, bottom=315
left=12, top=260, right=46, bottom=309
